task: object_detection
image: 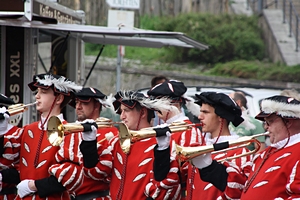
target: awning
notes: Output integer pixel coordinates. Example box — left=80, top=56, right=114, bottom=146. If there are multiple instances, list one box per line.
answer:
left=81, top=34, right=198, bottom=48
left=0, top=15, right=209, bottom=50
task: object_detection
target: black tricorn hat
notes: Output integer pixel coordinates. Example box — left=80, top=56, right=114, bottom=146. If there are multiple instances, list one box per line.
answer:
left=195, top=92, right=244, bottom=127
left=0, top=94, right=15, bottom=107
left=113, top=91, right=148, bottom=114
left=28, top=73, right=82, bottom=96
left=255, top=95, right=300, bottom=121
left=147, top=80, right=187, bottom=103
left=69, top=87, right=107, bottom=108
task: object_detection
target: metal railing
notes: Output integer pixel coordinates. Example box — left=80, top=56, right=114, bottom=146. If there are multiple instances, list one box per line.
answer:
left=282, top=0, right=299, bottom=51
left=247, top=0, right=278, bottom=12
left=247, top=0, right=299, bottom=52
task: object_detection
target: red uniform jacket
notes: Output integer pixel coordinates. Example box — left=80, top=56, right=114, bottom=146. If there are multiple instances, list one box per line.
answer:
left=0, top=114, right=83, bottom=200
left=240, top=133, right=300, bottom=199
left=0, top=126, right=19, bottom=200
left=75, top=126, right=118, bottom=200
left=187, top=134, right=252, bottom=200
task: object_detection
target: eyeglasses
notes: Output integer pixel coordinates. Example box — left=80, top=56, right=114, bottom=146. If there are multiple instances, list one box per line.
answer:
left=265, top=116, right=282, bottom=126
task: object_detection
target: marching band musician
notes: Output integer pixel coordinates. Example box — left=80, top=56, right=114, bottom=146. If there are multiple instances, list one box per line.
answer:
left=192, top=95, right=300, bottom=199
left=0, top=94, right=20, bottom=200
left=189, top=91, right=251, bottom=199
left=150, top=75, right=169, bottom=126
left=69, top=87, right=118, bottom=200
left=147, top=80, right=203, bottom=147
left=0, top=74, right=84, bottom=200
left=147, top=80, right=204, bottom=199
left=80, top=90, right=181, bottom=199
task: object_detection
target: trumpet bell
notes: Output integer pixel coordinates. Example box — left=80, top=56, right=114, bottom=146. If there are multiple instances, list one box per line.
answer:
left=118, top=123, right=131, bottom=154
left=47, top=116, right=65, bottom=146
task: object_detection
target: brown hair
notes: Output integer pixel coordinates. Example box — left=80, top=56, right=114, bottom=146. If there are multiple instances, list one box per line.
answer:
left=151, top=75, right=169, bottom=88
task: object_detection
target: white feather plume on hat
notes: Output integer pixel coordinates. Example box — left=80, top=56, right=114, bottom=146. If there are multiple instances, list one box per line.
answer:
left=140, top=96, right=179, bottom=115
left=183, top=94, right=201, bottom=117
left=120, top=91, right=178, bottom=114
left=239, top=108, right=256, bottom=130
left=37, top=75, right=82, bottom=93
left=105, top=93, right=116, bottom=110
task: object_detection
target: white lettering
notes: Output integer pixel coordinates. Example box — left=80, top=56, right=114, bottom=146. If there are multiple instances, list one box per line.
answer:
left=38, top=4, right=80, bottom=24
left=9, top=85, right=20, bottom=103
left=10, top=52, right=20, bottom=78
left=9, top=95, right=19, bottom=103
left=109, top=0, right=140, bottom=9
left=9, top=84, right=20, bottom=93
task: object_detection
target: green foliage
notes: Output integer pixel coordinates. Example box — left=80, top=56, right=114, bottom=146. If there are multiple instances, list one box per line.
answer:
left=206, top=60, right=300, bottom=82
left=84, top=13, right=300, bottom=83
left=86, top=13, right=265, bottom=65
left=142, top=13, right=265, bottom=64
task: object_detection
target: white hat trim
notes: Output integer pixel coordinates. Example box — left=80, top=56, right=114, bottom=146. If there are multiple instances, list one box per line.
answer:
left=37, top=75, right=82, bottom=93
left=261, top=99, right=300, bottom=118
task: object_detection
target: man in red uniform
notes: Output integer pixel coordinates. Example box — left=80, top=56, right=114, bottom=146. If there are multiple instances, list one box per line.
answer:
left=192, top=95, right=300, bottom=199
left=147, top=80, right=204, bottom=199
left=147, top=80, right=203, bottom=146
left=190, top=91, right=252, bottom=199
left=69, top=87, right=118, bottom=200
left=80, top=90, right=181, bottom=200
left=0, top=74, right=84, bottom=200
left=0, top=94, right=20, bottom=200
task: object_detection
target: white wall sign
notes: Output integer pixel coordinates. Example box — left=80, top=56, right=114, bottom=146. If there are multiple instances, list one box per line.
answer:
left=108, top=9, right=134, bottom=28
left=106, top=0, right=140, bottom=10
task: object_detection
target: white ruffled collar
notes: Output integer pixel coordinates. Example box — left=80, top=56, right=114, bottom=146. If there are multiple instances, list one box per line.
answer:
left=38, top=113, right=64, bottom=130
left=166, top=112, right=189, bottom=124
left=270, top=132, right=300, bottom=149
left=205, top=133, right=240, bottom=145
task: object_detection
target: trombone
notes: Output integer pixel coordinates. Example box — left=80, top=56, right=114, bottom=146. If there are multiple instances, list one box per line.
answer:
left=176, top=132, right=269, bottom=163
left=47, top=116, right=118, bottom=146
left=119, top=122, right=203, bottom=154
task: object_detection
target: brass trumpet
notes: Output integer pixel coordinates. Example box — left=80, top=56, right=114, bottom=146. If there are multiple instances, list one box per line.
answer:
left=176, top=132, right=269, bottom=162
left=47, top=116, right=118, bottom=146
left=119, top=122, right=203, bottom=154
left=7, top=102, right=37, bottom=116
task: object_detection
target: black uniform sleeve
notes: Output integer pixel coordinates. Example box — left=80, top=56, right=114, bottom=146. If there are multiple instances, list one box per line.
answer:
left=198, top=160, right=228, bottom=192
left=35, top=175, right=66, bottom=198
left=153, top=145, right=170, bottom=181
left=1, top=168, right=20, bottom=184
left=79, top=140, right=99, bottom=168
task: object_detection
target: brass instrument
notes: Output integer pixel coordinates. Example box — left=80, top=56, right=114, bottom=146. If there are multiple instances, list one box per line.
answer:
left=119, top=122, right=203, bottom=154
left=176, top=132, right=269, bottom=162
left=47, top=116, right=118, bottom=146
left=7, top=102, right=37, bottom=116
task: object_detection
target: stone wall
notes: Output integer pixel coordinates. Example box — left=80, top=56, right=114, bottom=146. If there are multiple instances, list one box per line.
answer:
left=83, top=56, right=300, bottom=95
